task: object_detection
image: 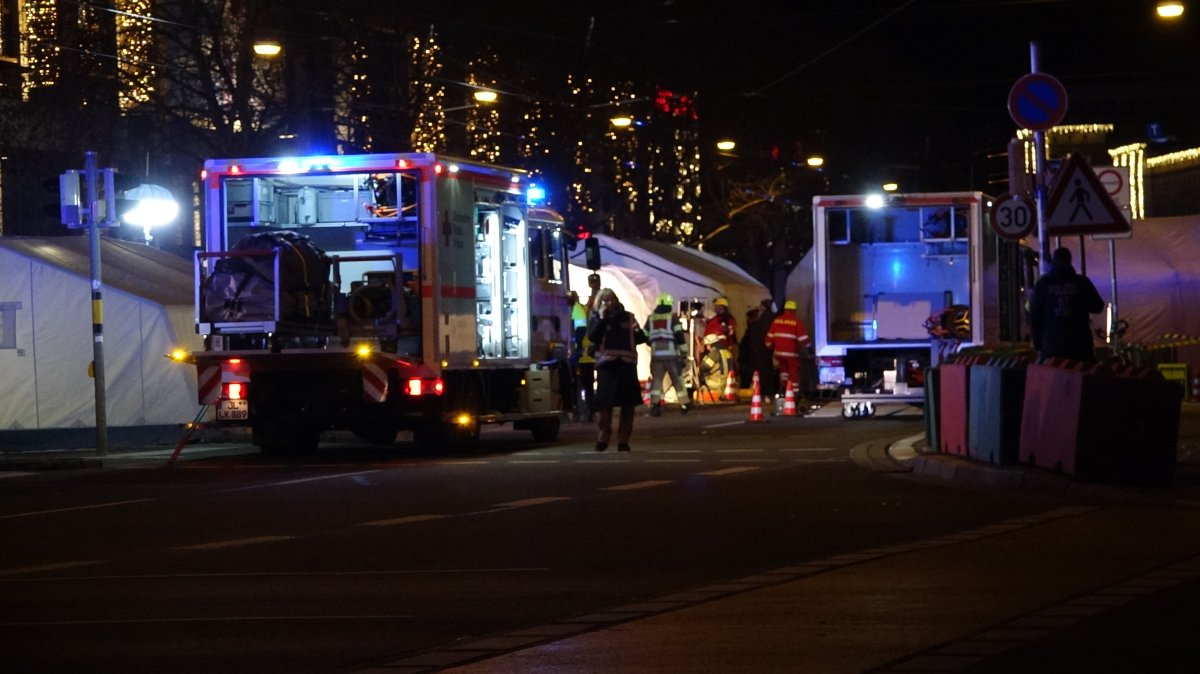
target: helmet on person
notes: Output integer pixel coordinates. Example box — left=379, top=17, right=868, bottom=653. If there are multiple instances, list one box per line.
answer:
left=783, top=300, right=797, bottom=311
left=656, top=292, right=674, bottom=308
left=714, top=297, right=729, bottom=307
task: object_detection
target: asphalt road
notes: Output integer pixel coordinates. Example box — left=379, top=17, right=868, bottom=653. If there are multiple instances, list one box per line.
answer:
left=2, top=403, right=1198, bottom=673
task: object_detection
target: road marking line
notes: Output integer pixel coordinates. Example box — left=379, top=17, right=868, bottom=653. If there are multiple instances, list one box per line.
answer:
left=438, top=460, right=490, bottom=466
left=0, top=560, right=102, bottom=577
left=781, top=447, right=835, bottom=453
left=0, top=614, right=417, bottom=627
left=357, top=514, right=450, bottom=527
left=493, top=496, right=570, bottom=508
left=220, top=470, right=381, bottom=492
left=704, top=421, right=745, bottom=429
left=715, top=448, right=765, bottom=454
left=509, top=460, right=560, bottom=464
left=697, top=466, right=759, bottom=477
left=0, top=472, right=37, bottom=479
left=720, top=458, right=777, bottom=463
left=646, top=459, right=702, bottom=463
left=177, top=535, right=294, bottom=551
left=0, top=498, right=154, bottom=520
left=653, top=449, right=702, bottom=454
left=600, top=480, right=673, bottom=492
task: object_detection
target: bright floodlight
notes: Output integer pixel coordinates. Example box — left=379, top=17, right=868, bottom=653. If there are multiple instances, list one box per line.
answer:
left=806, top=155, right=825, bottom=167
left=122, top=184, right=179, bottom=230
left=610, top=115, right=633, bottom=128
left=473, top=89, right=498, bottom=103
left=882, top=182, right=899, bottom=192
left=865, top=194, right=885, bottom=209
left=716, top=140, right=736, bottom=151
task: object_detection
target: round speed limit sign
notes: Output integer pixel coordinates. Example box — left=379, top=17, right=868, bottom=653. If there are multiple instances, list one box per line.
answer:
left=990, top=193, right=1035, bottom=241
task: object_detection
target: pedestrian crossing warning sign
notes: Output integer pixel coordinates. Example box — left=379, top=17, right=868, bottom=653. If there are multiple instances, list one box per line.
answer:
left=1044, top=152, right=1131, bottom=236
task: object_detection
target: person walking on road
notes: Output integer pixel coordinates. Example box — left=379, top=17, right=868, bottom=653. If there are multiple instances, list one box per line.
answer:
left=643, top=293, right=692, bottom=416
left=588, top=288, right=648, bottom=451
left=1029, top=247, right=1105, bottom=362
left=765, top=299, right=811, bottom=399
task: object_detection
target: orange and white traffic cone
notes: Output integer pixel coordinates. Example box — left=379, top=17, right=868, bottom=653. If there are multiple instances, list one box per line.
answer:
left=749, top=372, right=764, bottom=422
left=642, top=379, right=653, bottom=407
left=783, top=381, right=797, bottom=416
left=723, top=368, right=738, bottom=401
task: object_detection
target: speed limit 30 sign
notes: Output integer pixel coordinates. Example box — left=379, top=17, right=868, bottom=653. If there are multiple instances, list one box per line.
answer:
left=990, top=193, right=1035, bottom=241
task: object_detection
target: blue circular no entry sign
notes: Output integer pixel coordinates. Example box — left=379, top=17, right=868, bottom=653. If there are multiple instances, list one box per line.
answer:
left=1008, top=73, right=1068, bottom=131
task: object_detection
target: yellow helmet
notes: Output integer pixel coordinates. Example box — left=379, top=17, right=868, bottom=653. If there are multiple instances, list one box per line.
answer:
left=714, top=297, right=729, bottom=307
left=656, top=292, right=674, bottom=308
left=783, top=300, right=797, bottom=311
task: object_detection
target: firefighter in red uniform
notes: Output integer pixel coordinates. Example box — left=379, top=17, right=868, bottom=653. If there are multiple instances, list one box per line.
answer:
left=764, top=300, right=810, bottom=396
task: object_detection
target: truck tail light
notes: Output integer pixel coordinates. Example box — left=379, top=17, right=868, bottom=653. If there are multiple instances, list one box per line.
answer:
left=224, top=382, right=246, bottom=400
left=404, top=377, right=445, bottom=396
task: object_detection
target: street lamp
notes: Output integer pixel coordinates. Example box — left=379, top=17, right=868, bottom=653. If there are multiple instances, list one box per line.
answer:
left=882, top=182, right=899, bottom=192
left=253, top=40, right=282, bottom=56
left=805, top=155, right=825, bottom=168
left=716, top=139, right=736, bottom=152
left=610, top=115, right=633, bottom=128
left=473, top=89, right=498, bottom=103
left=1157, top=1, right=1185, bottom=18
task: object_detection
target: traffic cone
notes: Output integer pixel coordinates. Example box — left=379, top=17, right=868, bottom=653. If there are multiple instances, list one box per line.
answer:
left=642, top=379, right=653, bottom=407
left=783, top=381, right=797, bottom=416
left=748, top=372, right=764, bottom=422
left=723, top=368, right=738, bottom=401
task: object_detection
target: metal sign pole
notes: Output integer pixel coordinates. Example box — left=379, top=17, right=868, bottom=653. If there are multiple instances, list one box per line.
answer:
left=84, top=151, right=109, bottom=456
left=1030, top=41, right=1051, bottom=274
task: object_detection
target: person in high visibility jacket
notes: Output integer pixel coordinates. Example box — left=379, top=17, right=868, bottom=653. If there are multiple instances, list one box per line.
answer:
left=643, top=293, right=691, bottom=416
left=764, top=299, right=810, bottom=395
left=587, top=288, right=648, bottom=451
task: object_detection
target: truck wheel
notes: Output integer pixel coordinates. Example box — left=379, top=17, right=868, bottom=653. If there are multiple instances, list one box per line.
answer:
left=353, top=424, right=397, bottom=446
left=529, top=416, right=561, bottom=442
left=842, top=403, right=855, bottom=419
left=256, top=423, right=320, bottom=456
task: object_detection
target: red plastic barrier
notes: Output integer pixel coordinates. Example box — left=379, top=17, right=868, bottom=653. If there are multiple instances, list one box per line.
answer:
left=1019, top=362, right=1181, bottom=485
left=938, top=362, right=971, bottom=456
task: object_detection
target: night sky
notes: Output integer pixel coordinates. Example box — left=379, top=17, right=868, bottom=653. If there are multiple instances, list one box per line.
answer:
left=402, top=0, right=1200, bottom=191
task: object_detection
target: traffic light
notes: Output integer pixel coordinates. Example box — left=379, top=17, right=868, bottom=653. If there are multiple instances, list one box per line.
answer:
left=43, top=171, right=83, bottom=227
left=97, top=169, right=145, bottom=226
left=42, top=168, right=143, bottom=228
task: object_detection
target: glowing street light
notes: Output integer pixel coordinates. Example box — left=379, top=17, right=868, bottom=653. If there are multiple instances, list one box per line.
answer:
left=882, top=182, right=899, bottom=192
left=1157, top=1, right=1185, bottom=18
left=610, top=115, right=633, bottom=128
left=253, top=40, right=282, bottom=56
left=806, top=155, right=825, bottom=168
left=473, top=89, right=498, bottom=103
left=716, top=139, right=736, bottom=152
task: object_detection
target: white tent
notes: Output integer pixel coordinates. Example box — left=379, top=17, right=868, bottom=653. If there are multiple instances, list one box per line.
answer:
left=568, top=234, right=771, bottom=382
left=0, top=236, right=202, bottom=432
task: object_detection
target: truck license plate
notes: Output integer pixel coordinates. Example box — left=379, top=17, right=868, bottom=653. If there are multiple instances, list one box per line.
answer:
left=217, top=399, right=249, bottom=421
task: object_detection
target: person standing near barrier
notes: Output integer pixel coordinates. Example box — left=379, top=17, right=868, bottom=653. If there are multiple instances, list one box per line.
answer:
left=1029, top=247, right=1105, bottom=362
left=588, top=288, right=648, bottom=451
left=643, top=293, right=692, bottom=416
left=569, top=289, right=596, bottom=422
left=765, top=299, right=810, bottom=398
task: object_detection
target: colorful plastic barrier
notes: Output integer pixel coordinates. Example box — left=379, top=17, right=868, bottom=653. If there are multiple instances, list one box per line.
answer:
left=1018, top=360, right=1182, bottom=485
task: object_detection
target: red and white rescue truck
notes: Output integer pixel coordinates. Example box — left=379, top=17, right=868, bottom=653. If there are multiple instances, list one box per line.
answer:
left=811, top=192, right=1030, bottom=417
left=179, top=153, right=575, bottom=454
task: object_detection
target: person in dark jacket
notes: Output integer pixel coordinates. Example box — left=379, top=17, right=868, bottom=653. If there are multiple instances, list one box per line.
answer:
left=739, top=299, right=778, bottom=397
left=1029, top=247, right=1105, bottom=362
left=587, top=288, right=648, bottom=451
